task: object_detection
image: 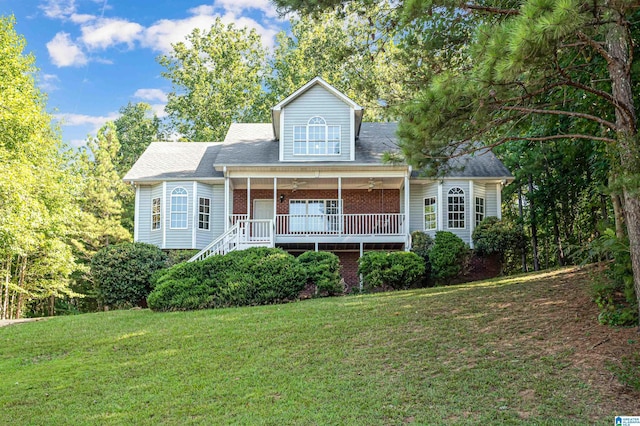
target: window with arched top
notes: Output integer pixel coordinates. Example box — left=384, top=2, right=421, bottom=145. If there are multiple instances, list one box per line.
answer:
left=170, top=187, right=188, bottom=229
left=293, top=116, right=341, bottom=156
left=447, top=187, right=465, bottom=229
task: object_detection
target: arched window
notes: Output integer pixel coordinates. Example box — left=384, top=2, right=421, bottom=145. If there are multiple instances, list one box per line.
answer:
left=293, top=116, right=341, bottom=155
left=447, top=187, right=465, bottom=229
left=170, top=187, right=188, bottom=229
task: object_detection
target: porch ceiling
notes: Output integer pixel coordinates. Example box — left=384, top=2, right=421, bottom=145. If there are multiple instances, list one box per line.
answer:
left=231, top=176, right=405, bottom=190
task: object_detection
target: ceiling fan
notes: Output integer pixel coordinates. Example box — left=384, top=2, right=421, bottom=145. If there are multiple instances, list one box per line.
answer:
left=363, top=178, right=383, bottom=192
left=286, top=178, right=307, bottom=192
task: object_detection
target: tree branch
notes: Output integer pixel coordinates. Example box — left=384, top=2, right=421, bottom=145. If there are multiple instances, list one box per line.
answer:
left=501, top=134, right=617, bottom=143
left=500, top=105, right=618, bottom=130
left=463, top=4, right=519, bottom=15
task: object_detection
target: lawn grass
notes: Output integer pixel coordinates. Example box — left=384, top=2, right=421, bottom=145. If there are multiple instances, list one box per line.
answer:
left=0, top=267, right=636, bottom=425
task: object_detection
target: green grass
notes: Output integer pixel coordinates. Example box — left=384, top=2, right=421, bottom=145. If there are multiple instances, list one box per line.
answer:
left=0, top=267, right=631, bottom=425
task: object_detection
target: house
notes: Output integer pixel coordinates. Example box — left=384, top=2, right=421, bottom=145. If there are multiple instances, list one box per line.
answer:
left=124, top=77, right=512, bottom=287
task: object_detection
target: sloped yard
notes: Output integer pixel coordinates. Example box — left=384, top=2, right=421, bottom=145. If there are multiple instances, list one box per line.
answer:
left=0, top=266, right=638, bottom=424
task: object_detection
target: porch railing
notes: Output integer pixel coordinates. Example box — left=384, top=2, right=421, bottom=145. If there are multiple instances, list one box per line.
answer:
left=189, top=219, right=274, bottom=262
left=275, top=213, right=405, bottom=236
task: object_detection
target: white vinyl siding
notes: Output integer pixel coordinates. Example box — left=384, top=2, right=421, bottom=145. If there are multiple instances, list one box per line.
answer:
left=442, top=181, right=470, bottom=243
left=409, top=182, right=438, bottom=236
left=136, top=186, right=153, bottom=244
left=165, top=182, right=193, bottom=249
left=282, top=85, right=352, bottom=162
left=148, top=185, right=163, bottom=246
left=485, top=183, right=498, bottom=218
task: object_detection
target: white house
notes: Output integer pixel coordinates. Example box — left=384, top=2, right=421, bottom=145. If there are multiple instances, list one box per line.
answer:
left=124, top=77, right=513, bottom=286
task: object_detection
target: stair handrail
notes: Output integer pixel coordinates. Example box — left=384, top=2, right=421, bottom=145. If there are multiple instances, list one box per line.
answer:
left=188, top=221, right=241, bottom=262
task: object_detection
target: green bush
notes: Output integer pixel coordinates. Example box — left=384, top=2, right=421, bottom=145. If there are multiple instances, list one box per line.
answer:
left=472, top=217, right=524, bottom=272
left=358, top=251, right=425, bottom=291
left=410, top=231, right=434, bottom=286
left=428, top=231, right=469, bottom=284
left=297, top=251, right=343, bottom=296
left=147, top=247, right=307, bottom=311
left=91, top=242, right=167, bottom=309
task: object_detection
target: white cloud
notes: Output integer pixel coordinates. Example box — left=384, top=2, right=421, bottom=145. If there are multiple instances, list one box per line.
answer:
left=134, top=88, right=168, bottom=103
left=70, top=13, right=95, bottom=24
left=39, top=73, right=60, bottom=92
left=149, top=103, right=169, bottom=119
left=54, top=112, right=119, bottom=133
left=80, top=18, right=144, bottom=50
left=47, top=32, right=87, bottom=67
left=213, top=0, right=278, bottom=19
left=39, top=0, right=76, bottom=19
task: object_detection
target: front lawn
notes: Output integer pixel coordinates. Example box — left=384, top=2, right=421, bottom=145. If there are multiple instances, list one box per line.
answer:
left=0, top=267, right=637, bottom=424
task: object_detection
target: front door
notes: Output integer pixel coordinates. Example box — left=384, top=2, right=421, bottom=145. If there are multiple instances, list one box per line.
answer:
left=252, top=199, right=274, bottom=240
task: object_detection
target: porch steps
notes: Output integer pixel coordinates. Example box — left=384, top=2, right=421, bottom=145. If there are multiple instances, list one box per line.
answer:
left=188, top=219, right=275, bottom=262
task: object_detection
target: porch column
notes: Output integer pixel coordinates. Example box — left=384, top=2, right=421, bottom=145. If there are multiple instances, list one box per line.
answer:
left=338, top=177, right=342, bottom=235
left=469, top=181, right=475, bottom=249
left=437, top=182, right=444, bottom=231
left=134, top=185, right=139, bottom=242
left=273, top=177, right=277, bottom=224
left=247, top=177, right=251, bottom=220
left=496, top=182, right=502, bottom=219
left=224, top=174, right=229, bottom=232
left=359, top=242, right=364, bottom=291
left=404, top=172, right=410, bottom=235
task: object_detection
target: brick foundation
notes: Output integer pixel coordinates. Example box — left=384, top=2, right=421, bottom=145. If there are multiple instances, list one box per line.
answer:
left=336, top=251, right=360, bottom=291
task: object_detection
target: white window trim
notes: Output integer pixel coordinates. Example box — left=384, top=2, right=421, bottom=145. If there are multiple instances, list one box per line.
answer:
left=151, top=197, right=161, bottom=231
left=170, top=187, right=188, bottom=230
left=198, top=197, right=211, bottom=231
left=293, top=116, right=341, bottom=156
left=447, top=187, right=466, bottom=229
left=475, top=196, right=485, bottom=227
left=424, top=197, right=437, bottom=231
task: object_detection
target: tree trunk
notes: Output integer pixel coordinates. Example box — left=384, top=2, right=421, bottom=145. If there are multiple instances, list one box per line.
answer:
left=528, top=175, right=540, bottom=271
left=16, top=255, right=27, bottom=319
left=518, top=185, right=528, bottom=272
left=611, top=192, right=626, bottom=239
left=604, top=15, right=640, bottom=328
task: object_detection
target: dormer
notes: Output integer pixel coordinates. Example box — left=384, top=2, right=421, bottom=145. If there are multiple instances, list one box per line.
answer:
left=271, top=77, right=364, bottom=162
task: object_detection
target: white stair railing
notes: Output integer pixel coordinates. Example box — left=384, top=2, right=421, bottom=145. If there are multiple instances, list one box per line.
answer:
left=188, top=219, right=274, bottom=262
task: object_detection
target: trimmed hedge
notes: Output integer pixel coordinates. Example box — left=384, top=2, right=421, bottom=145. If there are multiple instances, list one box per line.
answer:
left=147, top=247, right=307, bottom=311
left=428, top=231, right=468, bottom=284
left=297, top=251, right=343, bottom=296
left=91, top=242, right=167, bottom=308
left=358, top=251, right=425, bottom=291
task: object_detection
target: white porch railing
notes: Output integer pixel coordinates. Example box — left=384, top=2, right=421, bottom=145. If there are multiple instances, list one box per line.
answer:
left=275, top=213, right=405, bottom=236
left=188, top=219, right=274, bottom=262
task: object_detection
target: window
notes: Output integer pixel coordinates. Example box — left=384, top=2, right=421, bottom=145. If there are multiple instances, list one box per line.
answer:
left=152, top=197, right=161, bottom=230
left=424, top=197, right=437, bottom=230
left=170, top=187, right=188, bottom=229
left=447, top=187, right=465, bottom=229
left=199, top=197, right=210, bottom=230
left=293, top=116, right=341, bottom=155
left=475, top=197, right=485, bottom=226
left=289, top=199, right=341, bottom=233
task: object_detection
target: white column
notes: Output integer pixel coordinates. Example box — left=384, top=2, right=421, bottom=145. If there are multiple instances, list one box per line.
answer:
left=338, top=176, right=342, bottom=234
left=437, top=182, right=444, bottom=231
left=192, top=181, right=197, bottom=249
left=247, top=177, right=251, bottom=220
left=359, top=242, right=364, bottom=291
left=469, top=181, right=475, bottom=249
left=133, top=185, right=139, bottom=242
left=496, top=183, right=502, bottom=219
left=273, top=177, right=277, bottom=222
left=224, top=174, right=229, bottom=232
left=404, top=172, right=410, bottom=235
left=162, top=181, right=167, bottom=248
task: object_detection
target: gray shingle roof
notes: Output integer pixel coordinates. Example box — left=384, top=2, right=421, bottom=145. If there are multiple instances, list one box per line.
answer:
left=123, top=142, right=224, bottom=181
left=124, top=123, right=512, bottom=181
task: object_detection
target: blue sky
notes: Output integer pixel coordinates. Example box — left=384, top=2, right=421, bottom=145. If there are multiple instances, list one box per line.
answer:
left=2, top=0, right=288, bottom=147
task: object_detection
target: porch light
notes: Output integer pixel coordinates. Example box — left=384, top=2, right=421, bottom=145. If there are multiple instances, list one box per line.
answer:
left=279, top=194, right=285, bottom=203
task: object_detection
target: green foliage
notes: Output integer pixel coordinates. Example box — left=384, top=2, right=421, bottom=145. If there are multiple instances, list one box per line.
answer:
left=585, top=229, right=637, bottom=326
left=410, top=231, right=434, bottom=285
left=91, top=242, right=167, bottom=309
left=165, top=249, right=199, bottom=267
left=428, top=231, right=469, bottom=284
left=607, top=353, right=640, bottom=391
left=472, top=217, right=524, bottom=272
left=113, top=102, right=163, bottom=176
left=148, top=247, right=306, bottom=311
left=358, top=251, right=425, bottom=291
left=297, top=251, right=343, bottom=296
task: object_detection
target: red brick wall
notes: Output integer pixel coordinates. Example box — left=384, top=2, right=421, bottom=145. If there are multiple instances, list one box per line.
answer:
left=337, top=251, right=360, bottom=291
left=232, top=188, right=400, bottom=216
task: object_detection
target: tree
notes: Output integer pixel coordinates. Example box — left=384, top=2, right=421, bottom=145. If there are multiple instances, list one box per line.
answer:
left=113, top=102, right=163, bottom=176
left=113, top=102, right=163, bottom=233
left=0, top=15, right=80, bottom=318
left=158, top=19, right=268, bottom=141
left=273, top=0, right=640, bottom=326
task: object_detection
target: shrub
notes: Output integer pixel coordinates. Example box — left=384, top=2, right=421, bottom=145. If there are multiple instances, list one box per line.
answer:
left=147, top=247, right=307, bottom=311
left=472, top=217, right=524, bottom=272
left=297, top=251, right=343, bottom=296
left=358, top=251, right=425, bottom=291
left=410, top=231, right=434, bottom=286
left=91, top=242, right=167, bottom=309
left=429, top=231, right=469, bottom=284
